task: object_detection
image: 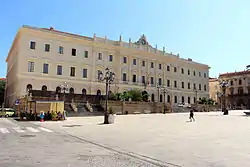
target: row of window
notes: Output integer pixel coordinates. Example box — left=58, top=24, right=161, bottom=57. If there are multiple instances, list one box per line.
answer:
left=158, top=95, right=197, bottom=104
left=121, top=73, right=207, bottom=91
left=230, top=79, right=250, bottom=86
left=29, top=41, right=207, bottom=77
left=28, top=61, right=207, bottom=91
left=229, top=87, right=250, bottom=95
left=30, top=41, right=114, bottom=61
left=131, top=59, right=207, bottom=77
left=28, top=61, right=88, bottom=77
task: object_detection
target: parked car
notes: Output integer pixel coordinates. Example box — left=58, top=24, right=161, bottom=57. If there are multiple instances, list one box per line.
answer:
left=177, top=103, right=191, bottom=108
left=0, top=108, right=16, bottom=117
left=177, top=103, right=184, bottom=107
left=183, top=103, right=192, bottom=108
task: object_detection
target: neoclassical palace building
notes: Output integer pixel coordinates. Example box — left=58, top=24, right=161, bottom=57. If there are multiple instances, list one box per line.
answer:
left=5, top=25, right=209, bottom=107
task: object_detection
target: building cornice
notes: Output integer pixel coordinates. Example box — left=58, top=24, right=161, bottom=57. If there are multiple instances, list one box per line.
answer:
left=21, top=25, right=209, bottom=69
left=219, top=70, right=250, bottom=78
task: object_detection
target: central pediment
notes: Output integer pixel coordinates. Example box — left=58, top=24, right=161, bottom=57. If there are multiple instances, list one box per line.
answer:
left=135, top=34, right=148, bottom=45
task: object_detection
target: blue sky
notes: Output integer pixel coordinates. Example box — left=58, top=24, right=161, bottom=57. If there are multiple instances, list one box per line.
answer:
left=1, top=0, right=250, bottom=78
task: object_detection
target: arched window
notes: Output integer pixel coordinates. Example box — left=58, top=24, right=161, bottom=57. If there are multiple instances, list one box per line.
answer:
left=56, top=86, right=61, bottom=93
left=42, top=85, right=47, bottom=91
left=188, top=97, right=190, bottom=104
left=82, top=88, right=87, bottom=95
left=69, top=88, right=74, bottom=94
left=167, top=95, right=170, bottom=103
left=26, top=84, right=32, bottom=92
left=142, top=91, right=148, bottom=101
left=97, top=89, right=101, bottom=95
left=160, top=94, right=163, bottom=102
left=151, top=94, right=155, bottom=102
left=181, top=68, right=184, bottom=74
left=182, top=96, right=185, bottom=103
left=174, top=96, right=178, bottom=103
left=204, top=85, right=207, bottom=91
left=182, top=82, right=184, bottom=89
left=142, top=91, right=148, bottom=96
left=239, top=79, right=242, bottom=85
left=174, top=67, right=177, bottom=72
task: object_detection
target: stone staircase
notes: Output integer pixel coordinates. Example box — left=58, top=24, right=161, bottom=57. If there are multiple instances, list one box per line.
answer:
left=92, top=104, right=105, bottom=112
left=65, top=102, right=103, bottom=117
left=172, top=106, right=191, bottom=113
left=70, top=102, right=78, bottom=112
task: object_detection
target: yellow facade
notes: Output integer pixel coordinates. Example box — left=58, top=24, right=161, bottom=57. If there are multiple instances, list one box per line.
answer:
left=219, top=71, right=250, bottom=108
left=5, top=26, right=209, bottom=107
left=209, top=78, right=220, bottom=103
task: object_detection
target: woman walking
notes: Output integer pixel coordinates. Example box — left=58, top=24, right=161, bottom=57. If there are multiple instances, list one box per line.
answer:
left=189, top=109, right=195, bottom=122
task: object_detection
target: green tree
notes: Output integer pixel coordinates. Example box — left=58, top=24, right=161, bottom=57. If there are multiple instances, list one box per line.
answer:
left=108, top=92, right=116, bottom=100
left=127, top=89, right=142, bottom=101
left=0, top=80, right=5, bottom=105
left=207, top=98, right=215, bottom=105
left=118, top=90, right=144, bottom=101
left=142, top=92, right=149, bottom=102
left=198, top=97, right=207, bottom=104
left=109, top=92, right=121, bottom=101
left=119, top=91, right=130, bottom=101
left=198, top=97, right=215, bottom=105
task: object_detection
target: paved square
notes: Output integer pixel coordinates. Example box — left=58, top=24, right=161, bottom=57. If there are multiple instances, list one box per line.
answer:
left=34, top=110, right=250, bottom=167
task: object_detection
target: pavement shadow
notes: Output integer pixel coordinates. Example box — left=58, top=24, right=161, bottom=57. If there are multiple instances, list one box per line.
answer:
left=97, top=123, right=113, bottom=125
left=62, top=124, right=83, bottom=127
left=13, top=118, right=38, bottom=122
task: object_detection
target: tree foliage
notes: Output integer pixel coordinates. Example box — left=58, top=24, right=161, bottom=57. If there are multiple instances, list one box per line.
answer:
left=0, top=80, right=5, bottom=105
left=109, top=89, right=149, bottom=102
left=127, top=89, right=142, bottom=101
left=109, top=92, right=121, bottom=101
left=198, top=97, right=215, bottom=105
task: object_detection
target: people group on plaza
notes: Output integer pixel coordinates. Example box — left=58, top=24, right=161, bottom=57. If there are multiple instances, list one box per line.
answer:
left=40, top=110, right=66, bottom=121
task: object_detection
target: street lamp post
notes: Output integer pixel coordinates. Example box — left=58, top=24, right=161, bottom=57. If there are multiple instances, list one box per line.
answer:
left=59, top=82, right=69, bottom=102
left=143, top=72, right=150, bottom=89
left=156, top=83, right=161, bottom=102
left=194, top=88, right=198, bottom=105
left=25, top=89, right=31, bottom=112
left=98, top=68, right=115, bottom=124
left=161, top=86, right=168, bottom=114
left=220, top=80, right=229, bottom=115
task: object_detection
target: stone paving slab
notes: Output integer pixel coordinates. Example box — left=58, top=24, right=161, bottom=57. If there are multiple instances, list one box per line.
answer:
left=0, top=118, right=164, bottom=167
left=34, top=110, right=250, bottom=167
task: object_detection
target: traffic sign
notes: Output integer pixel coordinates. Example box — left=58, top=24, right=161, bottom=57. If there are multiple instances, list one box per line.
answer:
left=15, top=99, right=20, bottom=105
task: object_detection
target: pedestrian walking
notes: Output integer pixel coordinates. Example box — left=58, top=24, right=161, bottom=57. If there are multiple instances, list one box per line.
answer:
left=63, top=110, right=67, bottom=120
left=189, top=109, right=195, bottom=122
